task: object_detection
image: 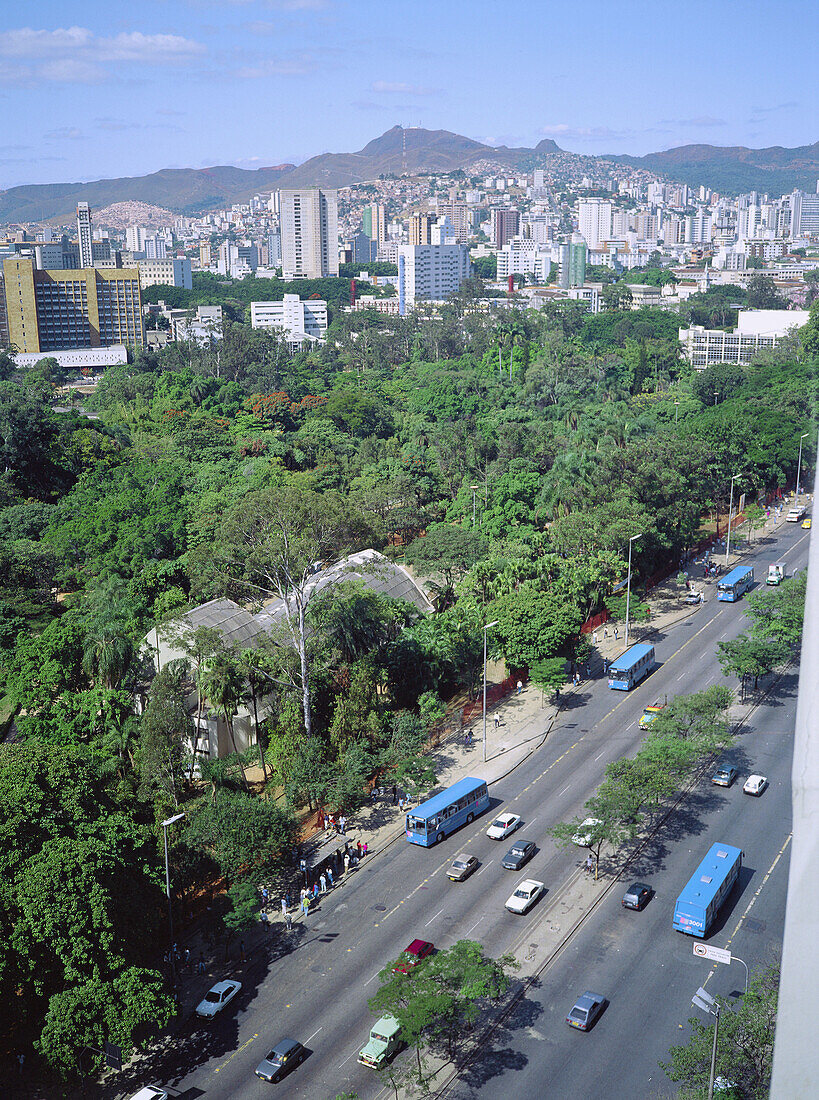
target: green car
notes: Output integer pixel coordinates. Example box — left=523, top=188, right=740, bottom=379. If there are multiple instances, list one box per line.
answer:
left=358, top=1015, right=402, bottom=1068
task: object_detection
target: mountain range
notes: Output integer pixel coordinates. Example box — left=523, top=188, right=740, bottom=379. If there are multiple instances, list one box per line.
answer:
left=0, top=126, right=816, bottom=225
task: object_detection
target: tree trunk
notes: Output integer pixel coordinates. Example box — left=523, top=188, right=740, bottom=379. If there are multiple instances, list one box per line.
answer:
left=250, top=684, right=268, bottom=780
left=224, top=708, right=249, bottom=790
left=295, top=592, right=313, bottom=738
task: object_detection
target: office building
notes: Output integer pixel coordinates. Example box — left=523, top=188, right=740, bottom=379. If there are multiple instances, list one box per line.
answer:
left=250, top=294, right=328, bottom=345
left=578, top=199, right=613, bottom=250
left=434, top=202, right=469, bottom=243
left=138, top=257, right=192, bottom=290
left=280, top=188, right=339, bottom=279
left=362, top=203, right=387, bottom=244
left=409, top=213, right=435, bottom=246
left=789, top=190, right=819, bottom=237
left=496, top=237, right=551, bottom=282
left=491, top=209, right=521, bottom=249
left=679, top=309, right=809, bottom=368
left=199, top=241, right=213, bottom=268
left=126, top=225, right=146, bottom=253
left=396, top=244, right=470, bottom=309
left=76, top=202, right=94, bottom=269
left=2, top=254, right=142, bottom=353
left=558, top=238, right=587, bottom=289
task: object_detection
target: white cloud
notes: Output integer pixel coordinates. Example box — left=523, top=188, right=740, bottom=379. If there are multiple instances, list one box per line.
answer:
left=0, top=25, right=205, bottom=84
left=371, top=80, right=437, bottom=95
left=236, top=54, right=316, bottom=77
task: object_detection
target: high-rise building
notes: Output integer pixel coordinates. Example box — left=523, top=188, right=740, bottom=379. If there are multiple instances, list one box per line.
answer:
left=409, top=213, right=435, bottom=246
left=126, top=225, right=146, bottom=253
left=578, top=199, right=613, bottom=250
left=789, top=190, right=819, bottom=237
left=280, top=189, right=339, bottom=279
left=76, top=202, right=94, bottom=269
left=199, top=241, right=213, bottom=268
left=491, top=209, right=521, bottom=249
left=434, top=202, right=469, bottom=243
left=396, top=244, right=470, bottom=309
left=2, top=254, right=142, bottom=353
left=558, top=237, right=587, bottom=289
left=138, top=258, right=192, bottom=290
left=362, top=203, right=387, bottom=244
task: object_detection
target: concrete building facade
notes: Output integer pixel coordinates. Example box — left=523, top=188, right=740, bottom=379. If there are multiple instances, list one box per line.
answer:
left=280, top=188, right=339, bottom=279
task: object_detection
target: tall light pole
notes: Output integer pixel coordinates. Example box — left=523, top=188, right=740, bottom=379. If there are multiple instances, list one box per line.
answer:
left=674, top=400, right=680, bottom=425
left=692, top=986, right=721, bottom=1100
left=482, top=620, right=499, bottom=763
left=162, top=812, right=185, bottom=976
left=471, top=484, right=479, bottom=529
left=624, top=533, right=641, bottom=649
left=725, top=474, right=741, bottom=567
left=796, top=431, right=809, bottom=503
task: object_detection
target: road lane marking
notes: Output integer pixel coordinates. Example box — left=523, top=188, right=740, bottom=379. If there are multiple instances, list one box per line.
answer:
left=558, top=785, right=570, bottom=796
left=214, top=1033, right=258, bottom=1073
left=594, top=749, right=607, bottom=761
left=466, top=916, right=484, bottom=935
left=521, top=817, right=538, bottom=830
left=364, top=971, right=380, bottom=985
left=338, top=1046, right=359, bottom=1068
left=476, top=860, right=493, bottom=874
left=305, top=1026, right=323, bottom=1044
left=424, top=907, right=444, bottom=927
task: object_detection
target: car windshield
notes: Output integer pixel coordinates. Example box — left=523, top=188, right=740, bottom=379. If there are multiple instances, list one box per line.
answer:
left=514, top=887, right=531, bottom=898
left=205, top=990, right=221, bottom=1003
left=492, top=818, right=507, bottom=828
left=510, top=846, right=524, bottom=855
left=452, top=860, right=467, bottom=870
left=569, top=1007, right=588, bottom=1021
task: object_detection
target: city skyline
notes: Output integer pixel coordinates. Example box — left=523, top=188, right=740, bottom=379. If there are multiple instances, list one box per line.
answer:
left=1, top=0, right=817, bottom=189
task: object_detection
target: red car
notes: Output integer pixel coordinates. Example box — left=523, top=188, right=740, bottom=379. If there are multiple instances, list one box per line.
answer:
left=394, top=939, right=434, bottom=973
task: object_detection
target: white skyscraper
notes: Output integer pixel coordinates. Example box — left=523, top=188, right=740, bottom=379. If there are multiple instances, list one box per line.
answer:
left=76, top=202, right=93, bottom=268
left=126, top=225, right=146, bottom=253
left=280, top=189, right=339, bottom=279
left=578, top=199, right=613, bottom=250
left=396, top=243, right=470, bottom=309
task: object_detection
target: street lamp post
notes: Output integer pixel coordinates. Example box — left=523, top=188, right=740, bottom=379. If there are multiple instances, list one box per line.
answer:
left=796, top=431, right=809, bottom=503
left=725, top=474, right=741, bottom=568
left=624, top=533, right=641, bottom=650
left=162, top=812, right=186, bottom=976
left=692, top=987, right=721, bottom=1100
left=482, top=620, right=499, bottom=763
left=674, top=400, right=680, bottom=425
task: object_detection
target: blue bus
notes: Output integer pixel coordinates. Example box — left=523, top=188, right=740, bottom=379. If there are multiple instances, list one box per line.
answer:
left=673, top=842, right=743, bottom=937
left=607, top=643, right=656, bottom=691
left=717, top=565, right=754, bottom=602
left=405, top=776, right=490, bottom=846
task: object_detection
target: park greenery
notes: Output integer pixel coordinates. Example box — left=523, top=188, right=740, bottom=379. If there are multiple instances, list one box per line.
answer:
left=0, top=287, right=816, bottom=1079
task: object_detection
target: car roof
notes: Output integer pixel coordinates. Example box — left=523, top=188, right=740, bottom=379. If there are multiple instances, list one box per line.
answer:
left=452, top=853, right=473, bottom=862
left=747, top=773, right=766, bottom=782
left=519, top=879, right=543, bottom=890
left=496, top=812, right=517, bottom=821
left=405, top=939, right=432, bottom=954
left=625, top=882, right=650, bottom=892
left=269, top=1038, right=300, bottom=1056
left=509, top=841, right=530, bottom=851
left=576, top=991, right=605, bottom=1007
left=210, top=980, right=238, bottom=993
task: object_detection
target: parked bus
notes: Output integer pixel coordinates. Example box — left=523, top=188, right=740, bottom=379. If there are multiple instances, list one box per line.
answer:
left=405, top=776, right=490, bottom=846
left=607, top=643, right=656, bottom=691
left=673, top=842, right=743, bottom=937
left=717, top=565, right=754, bottom=602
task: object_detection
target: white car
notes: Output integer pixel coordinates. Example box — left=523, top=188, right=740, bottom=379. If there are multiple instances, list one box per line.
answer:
left=195, top=979, right=242, bottom=1018
left=743, top=774, right=768, bottom=796
left=572, top=818, right=602, bottom=846
left=486, top=812, right=522, bottom=840
left=129, top=1090, right=168, bottom=1100
left=505, top=879, right=545, bottom=914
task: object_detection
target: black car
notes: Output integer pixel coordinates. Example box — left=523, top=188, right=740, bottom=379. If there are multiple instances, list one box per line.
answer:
left=255, top=1039, right=306, bottom=1082
left=621, top=882, right=653, bottom=911
left=501, top=841, right=536, bottom=870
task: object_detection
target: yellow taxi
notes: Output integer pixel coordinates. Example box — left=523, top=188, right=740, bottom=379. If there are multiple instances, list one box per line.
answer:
left=803, top=517, right=812, bottom=529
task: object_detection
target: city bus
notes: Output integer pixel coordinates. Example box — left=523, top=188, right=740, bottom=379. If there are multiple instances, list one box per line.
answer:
left=405, top=776, right=490, bottom=846
left=673, top=842, right=743, bottom=937
left=717, top=565, right=754, bottom=602
left=607, top=643, right=656, bottom=691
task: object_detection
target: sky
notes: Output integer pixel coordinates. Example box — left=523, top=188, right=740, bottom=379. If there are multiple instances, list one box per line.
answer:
left=1, top=0, right=817, bottom=189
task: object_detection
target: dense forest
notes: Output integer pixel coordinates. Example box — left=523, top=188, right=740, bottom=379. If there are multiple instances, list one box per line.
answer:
left=0, top=290, right=816, bottom=1080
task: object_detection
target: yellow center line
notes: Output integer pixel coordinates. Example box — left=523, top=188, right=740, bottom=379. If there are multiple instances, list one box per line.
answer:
left=214, top=1032, right=258, bottom=1073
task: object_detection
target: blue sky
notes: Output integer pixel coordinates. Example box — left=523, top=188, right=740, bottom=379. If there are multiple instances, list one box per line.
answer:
left=1, top=0, right=816, bottom=188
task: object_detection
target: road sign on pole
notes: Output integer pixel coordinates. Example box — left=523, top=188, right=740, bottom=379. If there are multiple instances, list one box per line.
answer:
left=694, top=943, right=732, bottom=966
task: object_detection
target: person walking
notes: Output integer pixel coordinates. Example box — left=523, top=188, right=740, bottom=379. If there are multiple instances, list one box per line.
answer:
left=585, top=855, right=593, bottom=876
left=516, top=679, right=523, bottom=694
left=339, top=814, right=347, bottom=836
left=592, top=631, right=598, bottom=645
left=198, top=953, right=206, bottom=975
left=494, top=714, right=500, bottom=729
left=320, top=873, right=327, bottom=894
left=613, top=626, right=619, bottom=640
left=301, top=895, right=310, bottom=918
left=285, top=912, right=293, bottom=932
left=261, top=885, right=269, bottom=907
left=326, top=867, right=334, bottom=888
left=392, top=785, right=397, bottom=805
left=239, top=940, right=246, bottom=962
left=356, top=840, right=362, bottom=858
left=344, top=852, right=350, bottom=874
left=312, top=881, right=320, bottom=901
left=362, top=842, right=368, bottom=857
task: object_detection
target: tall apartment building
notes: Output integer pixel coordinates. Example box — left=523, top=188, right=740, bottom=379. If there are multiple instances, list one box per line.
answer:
left=409, top=213, right=436, bottom=246
left=396, top=243, right=470, bottom=310
left=280, top=188, right=339, bottom=278
left=1, top=254, right=142, bottom=353
left=126, top=225, right=146, bottom=253
left=789, top=190, right=819, bottom=237
left=362, top=203, right=387, bottom=244
left=199, top=241, right=213, bottom=268
left=76, top=202, right=94, bottom=269
left=491, top=209, right=520, bottom=249
left=434, top=202, right=469, bottom=243
left=558, top=238, right=587, bottom=289
left=578, top=199, right=613, bottom=250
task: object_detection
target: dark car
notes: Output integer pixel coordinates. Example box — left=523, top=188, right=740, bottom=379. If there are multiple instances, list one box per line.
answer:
left=712, top=765, right=738, bottom=788
left=621, top=882, right=653, bottom=911
left=394, top=939, right=434, bottom=973
left=501, top=841, right=536, bottom=870
left=565, top=991, right=607, bottom=1031
left=255, top=1039, right=306, bottom=1082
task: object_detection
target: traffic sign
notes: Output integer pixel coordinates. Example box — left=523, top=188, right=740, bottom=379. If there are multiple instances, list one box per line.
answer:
left=693, top=943, right=731, bottom=965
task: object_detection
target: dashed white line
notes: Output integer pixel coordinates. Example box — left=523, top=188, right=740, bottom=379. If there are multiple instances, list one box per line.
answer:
left=476, top=860, right=493, bottom=875
left=337, top=1047, right=359, bottom=1068
left=424, top=907, right=444, bottom=927
left=676, top=672, right=686, bottom=681
left=520, top=817, right=538, bottom=831
left=306, top=1026, right=323, bottom=1044
left=558, top=785, right=571, bottom=796
left=466, top=916, right=484, bottom=935
left=595, top=749, right=607, bottom=761
left=364, top=971, right=379, bottom=986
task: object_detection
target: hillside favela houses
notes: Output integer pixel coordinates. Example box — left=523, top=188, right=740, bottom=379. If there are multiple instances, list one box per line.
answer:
left=142, top=550, right=434, bottom=764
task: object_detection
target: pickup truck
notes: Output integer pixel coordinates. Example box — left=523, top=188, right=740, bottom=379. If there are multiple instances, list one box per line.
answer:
left=358, top=1015, right=402, bottom=1068
left=766, top=562, right=786, bottom=586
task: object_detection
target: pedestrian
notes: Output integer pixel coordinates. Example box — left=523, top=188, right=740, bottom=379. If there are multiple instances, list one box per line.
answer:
left=301, top=896, right=309, bottom=917
left=184, top=947, right=191, bottom=970
left=362, top=842, right=368, bottom=857
left=320, top=873, right=327, bottom=894
left=330, top=814, right=337, bottom=833
left=17, top=1053, right=24, bottom=1076
left=198, top=953, right=206, bottom=974
left=260, top=910, right=269, bottom=927
left=613, top=626, right=619, bottom=640
left=326, top=867, right=334, bottom=887
left=392, top=784, right=397, bottom=804
left=323, top=812, right=329, bottom=831
left=585, top=855, right=593, bottom=876
left=286, top=888, right=292, bottom=910
left=372, top=786, right=379, bottom=804
left=312, top=881, right=320, bottom=900
left=339, top=814, right=347, bottom=835
left=398, top=795, right=405, bottom=812
left=285, top=912, right=293, bottom=931
left=494, top=713, right=500, bottom=728
left=592, top=631, right=598, bottom=645
left=261, top=885, right=269, bottom=906
left=344, top=853, right=350, bottom=873
left=282, top=896, right=288, bottom=917
left=356, top=839, right=362, bottom=858
left=239, top=940, right=245, bottom=962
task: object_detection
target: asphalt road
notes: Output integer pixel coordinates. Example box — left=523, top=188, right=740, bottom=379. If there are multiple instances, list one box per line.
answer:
left=140, top=523, right=808, bottom=1100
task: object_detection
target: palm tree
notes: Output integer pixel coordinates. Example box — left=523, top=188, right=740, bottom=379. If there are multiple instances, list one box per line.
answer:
left=202, top=652, right=249, bottom=790
left=234, top=647, right=273, bottom=780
